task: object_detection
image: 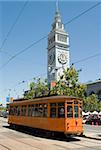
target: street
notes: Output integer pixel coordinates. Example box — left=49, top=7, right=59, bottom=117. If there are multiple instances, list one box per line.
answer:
left=0, top=117, right=101, bottom=150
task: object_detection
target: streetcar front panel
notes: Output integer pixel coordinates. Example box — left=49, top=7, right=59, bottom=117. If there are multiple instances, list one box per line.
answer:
left=65, top=98, right=83, bottom=135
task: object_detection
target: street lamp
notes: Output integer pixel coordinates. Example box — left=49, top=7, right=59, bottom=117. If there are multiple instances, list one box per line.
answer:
left=8, top=89, right=11, bottom=97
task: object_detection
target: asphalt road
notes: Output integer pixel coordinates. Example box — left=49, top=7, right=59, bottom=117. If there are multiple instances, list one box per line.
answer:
left=0, top=117, right=101, bottom=150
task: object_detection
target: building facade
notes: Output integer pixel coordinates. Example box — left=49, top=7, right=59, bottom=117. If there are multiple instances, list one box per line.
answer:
left=47, top=8, right=70, bottom=86
left=86, top=80, right=101, bottom=100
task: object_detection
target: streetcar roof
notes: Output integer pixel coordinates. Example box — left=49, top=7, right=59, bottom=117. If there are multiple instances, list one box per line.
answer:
left=10, top=95, right=82, bottom=105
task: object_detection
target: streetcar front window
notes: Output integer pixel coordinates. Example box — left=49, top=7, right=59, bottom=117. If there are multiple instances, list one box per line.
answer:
left=9, top=106, right=14, bottom=115
left=74, top=101, right=78, bottom=104
left=74, top=106, right=78, bottom=118
left=67, top=106, right=73, bottom=118
left=14, top=106, right=18, bottom=115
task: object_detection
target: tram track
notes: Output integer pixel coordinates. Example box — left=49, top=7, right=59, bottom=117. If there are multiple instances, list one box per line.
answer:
left=67, top=136, right=101, bottom=150
left=10, top=138, right=41, bottom=150
left=53, top=138, right=101, bottom=150
left=0, top=130, right=101, bottom=150
left=1, top=137, right=41, bottom=150
left=75, top=136, right=101, bottom=144
left=0, top=119, right=101, bottom=150
left=16, top=132, right=101, bottom=150
left=4, top=127, right=101, bottom=150
left=70, top=142, right=100, bottom=150
left=0, top=132, right=44, bottom=150
left=0, top=144, right=12, bottom=150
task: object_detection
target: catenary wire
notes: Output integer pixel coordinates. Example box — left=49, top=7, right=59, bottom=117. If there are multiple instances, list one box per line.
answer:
left=71, top=53, right=101, bottom=66
left=1, top=52, right=101, bottom=97
left=64, top=1, right=101, bottom=26
left=0, top=73, right=47, bottom=96
left=0, top=0, right=29, bottom=52
left=0, top=2, right=101, bottom=70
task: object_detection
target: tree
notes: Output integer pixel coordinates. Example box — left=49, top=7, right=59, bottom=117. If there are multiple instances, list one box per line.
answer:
left=24, top=78, right=49, bottom=99
left=83, top=94, right=101, bottom=112
left=24, top=66, right=101, bottom=112
left=51, top=66, right=87, bottom=98
left=24, top=66, right=87, bottom=99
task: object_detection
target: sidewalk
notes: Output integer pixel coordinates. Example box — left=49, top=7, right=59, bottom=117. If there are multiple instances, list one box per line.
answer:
left=83, top=124, right=101, bottom=140
left=84, top=131, right=101, bottom=140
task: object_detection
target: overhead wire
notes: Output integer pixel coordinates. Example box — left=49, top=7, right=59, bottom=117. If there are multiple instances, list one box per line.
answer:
left=0, top=72, right=47, bottom=97
left=3, top=52, right=101, bottom=97
left=0, top=0, right=29, bottom=52
left=0, top=35, right=47, bottom=69
left=71, top=52, right=101, bottom=66
left=4, top=52, right=101, bottom=96
left=0, top=1, right=101, bottom=70
left=64, top=1, right=101, bottom=26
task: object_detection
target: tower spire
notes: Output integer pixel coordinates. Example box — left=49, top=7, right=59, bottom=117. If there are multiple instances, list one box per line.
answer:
left=47, top=0, right=70, bottom=85
left=56, top=0, right=59, bottom=12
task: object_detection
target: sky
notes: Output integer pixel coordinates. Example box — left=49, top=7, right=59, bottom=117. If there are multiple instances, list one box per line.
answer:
left=0, top=0, right=101, bottom=105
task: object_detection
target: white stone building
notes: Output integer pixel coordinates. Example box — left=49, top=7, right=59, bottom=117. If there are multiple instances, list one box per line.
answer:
left=47, top=8, right=70, bottom=86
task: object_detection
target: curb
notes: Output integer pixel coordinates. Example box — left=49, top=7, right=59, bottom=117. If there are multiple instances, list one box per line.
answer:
left=83, top=134, right=101, bottom=141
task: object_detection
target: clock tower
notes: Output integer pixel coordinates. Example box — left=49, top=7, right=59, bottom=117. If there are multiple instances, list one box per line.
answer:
left=47, top=6, right=70, bottom=86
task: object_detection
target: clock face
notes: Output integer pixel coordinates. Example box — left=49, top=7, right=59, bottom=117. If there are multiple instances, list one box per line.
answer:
left=58, top=52, right=67, bottom=64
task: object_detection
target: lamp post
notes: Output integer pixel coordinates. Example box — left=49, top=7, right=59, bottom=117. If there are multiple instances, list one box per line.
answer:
left=8, top=89, right=11, bottom=98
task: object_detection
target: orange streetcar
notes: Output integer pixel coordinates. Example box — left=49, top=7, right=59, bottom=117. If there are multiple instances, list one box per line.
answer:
left=8, top=96, right=83, bottom=136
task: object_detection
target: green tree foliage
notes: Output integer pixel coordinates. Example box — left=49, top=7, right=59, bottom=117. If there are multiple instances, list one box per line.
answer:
left=24, top=66, right=87, bottom=99
left=23, top=66, right=101, bottom=112
left=24, top=78, right=49, bottom=99
left=51, top=66, right=87, bottom=98
left=83, top=94, right=101, bottom=112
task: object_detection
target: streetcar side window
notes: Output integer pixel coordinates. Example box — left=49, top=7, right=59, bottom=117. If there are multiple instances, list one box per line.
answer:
left=31, top=104, right=48, bottom=117
left=50, top=108, right=56, bottom=118
left=39, top=104, right=43, bottom=117
left=32, top=105, right=35, bottom=116
left=21, top=105, right=26, bottom=116
left=28, top=105, right=31, bottom=116
left=67, top=106, right=73, bottom=118
left=50, top=103, right=56, bottom=118
left=58, top=103, right=65, bottom=118
left=31, top=104, right=39, bottom=117
left=34, top=104, right=39, bottom=117
left=43, top=104, right=48, bottom=117
left=50, top=103, right=56, bottom=107
left=17, top=106, right=20, bottom=116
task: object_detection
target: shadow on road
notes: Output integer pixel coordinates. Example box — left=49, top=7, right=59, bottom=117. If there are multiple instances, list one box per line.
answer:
left=3, top=125, right=80, bottom=142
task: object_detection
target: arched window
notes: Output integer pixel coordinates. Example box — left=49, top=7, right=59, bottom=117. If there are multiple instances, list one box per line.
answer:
left=89, top=91, right=95, bottom=95
left=97, top=90, right=101, bottom=100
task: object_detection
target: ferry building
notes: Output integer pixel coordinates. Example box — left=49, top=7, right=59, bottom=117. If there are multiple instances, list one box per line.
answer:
left=47, top=7, right=70, bottom=87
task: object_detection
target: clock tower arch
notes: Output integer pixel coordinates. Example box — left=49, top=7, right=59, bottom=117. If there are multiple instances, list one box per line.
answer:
left=47, top=6, right=70, bottom=86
